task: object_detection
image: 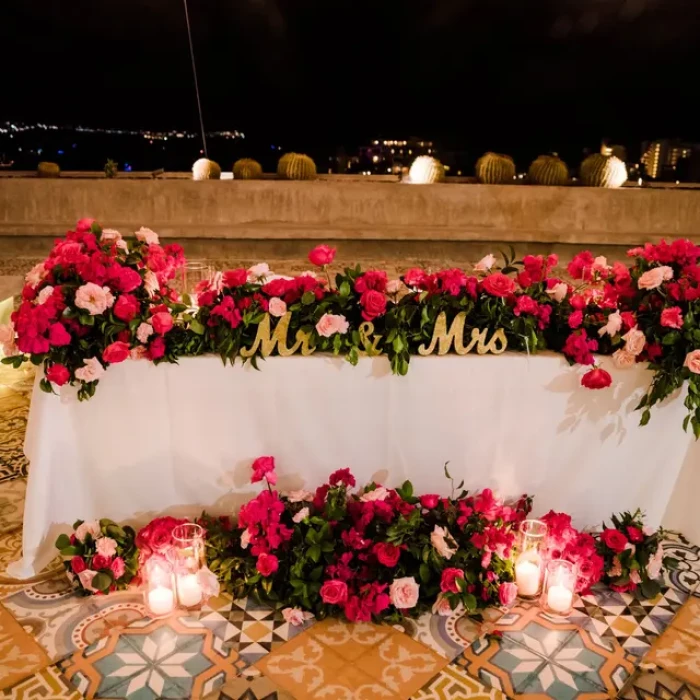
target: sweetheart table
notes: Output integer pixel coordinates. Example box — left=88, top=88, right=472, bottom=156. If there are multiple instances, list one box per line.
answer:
left=8, top=353, right=699, bottom=578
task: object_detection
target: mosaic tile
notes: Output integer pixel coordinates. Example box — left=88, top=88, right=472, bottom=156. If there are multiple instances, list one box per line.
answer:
left=0, top=479, right=25, bottom=534
left=668, top=596, right=700, bottom=640
left=0, top=367, right=32, bottom=483
left=394, top=607, right=504, bottom=661
left=572, top=586, right=687, bottom=657
left=207, top=671, right=294, bottom=699
left=61, top=611, right=247, bottom=699
left=0, top=664, right=84, bottom=699
left=0, top=604, right=50, bottom=691
left=663, top=540, right=700, bottom=598
left=620, top=668, right=700, bottom=700
left=411, top=662, right=507, bottom=699
left=0, top=530, right=22, bottom=575
left=647, top=626, right=700, bottom=687
left=197, top=595, right=312, bottom=665
left=307, top=618, right=393, bottom=661
left=3, top=582, right=146, bottom=662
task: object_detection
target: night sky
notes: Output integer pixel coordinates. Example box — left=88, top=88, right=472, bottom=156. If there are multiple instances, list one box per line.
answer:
left=2, top=0, right=700, bottom=161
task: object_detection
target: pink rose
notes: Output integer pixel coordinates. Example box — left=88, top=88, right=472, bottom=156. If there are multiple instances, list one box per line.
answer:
left=100, top=228, right=122, bottom=243
left=498, top=582, right=518, bottom=607
left=135, top=227, right=160, bottom=245
left=547, top=282, right=569, bottom=303
left=74, top=282, right=115, bottom=315
left=286, top=490, right=314, bottom=503
left=293, top=507, right=310, bottom=523
left=46, top=364, right=70, bottom=386
left=151, top=311, right=173, bottom=335
left=103, top=341, right=130, bottom=364
left=359, top=290, right=386, bottom=322
left=432, top=593, right=461, bottom=616
left=431, top=525, right=457, bottom=560
left=36, top=285, right=55, bottom=305
left=386, top=279, right=402, bottom=295
left=240, top=530, right=251, bottom=549
left=247, top=263, right=271, bottom=282
left=110, top=557, right=126, bottom=579
left=389, top=576, right=420, bottom=610
left=623, top=327, right=646, bottom=356
left=92, top=554, right=112, bottom=571
left=360, top=486, right=388, bottom=502
left=268, top=297, right=287, bottom=317
left=474, top=254, right=496, bottom=272
left=598, top=311, right=622, bottom=337
left=71, top=556, right=87, bottom=574
left=661, top=307, right=684, bottom=329
left=130, top=346, right=148, bottom=361
left=78, top=569, right=98, bottom=593
left=114, top=294, right=140, bottom=322
left=96, top=536, right=118, bottom=558
left=320, top=579, right=349, bottom=605
left=613, top=349, right=636, bottom=369
left=420, top=494, right=440, bottom=509
left=630, top=570, right=642, bottom=584
left=482, top=273, right=516, bottom=297
left=440, top=568, right=465, bottom=594
left=638, top=266, right=673, bottom=290
left=25, top=262, right=47, bottom=288
left=315, top=313, right=350, bottom=337
left=256, top=553, right=279, bottom=577
left=0, top=323, right=17, bottom=356
left=308, top=245, right=336, bottom=267
left=685, top=350, right=700, bottom=374
left=282, top=607, right=313, bottom=626
left=75, top=520, right=101, bottom=543
left=251, top=456, right=277, bottom=485
left=136, top=322, right=154, bottom=344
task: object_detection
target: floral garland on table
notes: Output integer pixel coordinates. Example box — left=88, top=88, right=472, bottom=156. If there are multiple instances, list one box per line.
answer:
left=4, top=221, right=700, bottom=434
left=55, top=519, right=139, bottom=595
left=596, top=510, right=679, bottom=597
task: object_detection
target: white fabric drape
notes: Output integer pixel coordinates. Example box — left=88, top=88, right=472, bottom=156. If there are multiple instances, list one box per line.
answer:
left=8, top=353, right=699, bottom=578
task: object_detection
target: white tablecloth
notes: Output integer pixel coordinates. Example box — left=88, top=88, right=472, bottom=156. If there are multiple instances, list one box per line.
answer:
left=9, top=353, right=699, bottom=578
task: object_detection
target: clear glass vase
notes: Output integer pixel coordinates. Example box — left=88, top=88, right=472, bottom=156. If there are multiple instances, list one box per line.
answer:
left=143, top=556, right=176, bottom=618
left=172, top=523, right=206, bottom=610
left=541, top=559, right=576, bottom=616
left=514, top=519, right=548, bottom=599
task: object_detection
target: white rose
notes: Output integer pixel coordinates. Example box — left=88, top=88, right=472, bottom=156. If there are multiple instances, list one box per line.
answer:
left=75, top=520, right=102, bottom=543
left=360, top=486, right=389, bottom=502
left=240, top=530, right=251, bottom=549
left=546, top=282, right=569, bottom=303
left=135, top=227, right=160, bottom=245
left=247, top=263, right=271, bottom=282
left=598, top=311, right=622, bottom=337
left=282, top=607, right=314, bottom=626
left=613, top=349, right=637, bottom=369
left=431, top=525, right=457, bottom=560
left=623, top=326, right=646, bottom=356
left=474, top=254, right=496, bottom=272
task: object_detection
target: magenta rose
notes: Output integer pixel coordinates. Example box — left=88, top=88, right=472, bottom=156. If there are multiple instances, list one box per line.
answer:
left=626, top=526, right=644, bottom=543
left=440, top=568, right=465, bottom=594
left=320, top=579, right=349, bottom=605
left=251, top=456, right=276, bottom=485
left=420, top=494, right=440, bottom=509
left=114, top=294, right=140, bottom=322
left=256, top=553, right=279, bottom=577
left=660, top=306, right=683, bottom=329
left=498, top=582, right=518, bottom=607
left=71, top=556, right=87, bottom=574
left=148, top=336, right=166, bottom=360
left=103, top=341, right=130, bottom=364
left=91, top=553, right=112, bottom=571
left=48, top=322, right=71, bottom=347
left=151, top=311, right=174, bottom=335
left=308, top=244, right=336, bottom=267
left=46, top=363, right=70, bottom=386
left=601, top=528, right=628, bottom=553
left=76, top=218, right=95, bottom=233
left=110, top=556, right=126, bottom=579
left=223, top=269, right=248, bottom=287
left=359, top=290, right=387, bottom=322
left=373, top=542, right=401, bottom=567
left=482, top=272, right=516, bottom=297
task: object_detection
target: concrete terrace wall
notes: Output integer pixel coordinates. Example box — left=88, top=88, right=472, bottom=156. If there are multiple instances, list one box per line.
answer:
left=1, top=175, right=700, bottom=244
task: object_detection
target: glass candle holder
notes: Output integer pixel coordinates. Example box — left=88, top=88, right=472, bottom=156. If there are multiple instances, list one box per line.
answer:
left=514, top=519, right=548, bottom=599
left=176, top=260, right=211, bottom=307
left=541, top=559, right=576, bottom=616
left=172, top=523, right=206, bottom=610
left=143, top=557, right=176, bottom=618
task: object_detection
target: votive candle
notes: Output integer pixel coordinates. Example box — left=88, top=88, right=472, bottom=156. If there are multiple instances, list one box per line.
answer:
left=148, top=586, right=175, bottom=616
left=177, top=573, right=203, bottom=608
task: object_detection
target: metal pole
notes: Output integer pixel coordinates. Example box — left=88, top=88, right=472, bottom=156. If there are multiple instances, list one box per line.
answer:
left=183, top=0, right=207, bottom=157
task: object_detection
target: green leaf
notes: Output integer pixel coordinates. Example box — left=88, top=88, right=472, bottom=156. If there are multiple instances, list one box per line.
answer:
left=639, top=409, right=651, bottom=427
left=190, top=318, right=205, bottom=335
left=301, top=291, right=315, bottom=305
left=55, top=534, right=71, bottom=550
left=308, top=544, right=321, bottom=563
left=662, top=331, right=680, bottom=346
left=463, top=593, right=478, bottom=611
left=91, top=571, right=113, bottom=592
left=59, top=545, right=80, bottom=557
left=419, top=563, right=431, bottom=583
left=640, top=578, right=661, bottom=600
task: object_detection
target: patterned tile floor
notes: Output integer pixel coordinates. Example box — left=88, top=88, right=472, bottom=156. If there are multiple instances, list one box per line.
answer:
left=1, top=362, right=700, bottom=698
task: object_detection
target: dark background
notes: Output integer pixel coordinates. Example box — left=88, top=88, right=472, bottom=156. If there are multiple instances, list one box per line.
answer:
left=2, top=0, right=700, bottom=168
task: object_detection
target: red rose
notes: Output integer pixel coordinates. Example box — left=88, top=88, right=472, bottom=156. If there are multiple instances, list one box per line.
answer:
left=320, top=579, right=349, bottom=605
left=601, top=528, right=628, bottom=553
left=46, top=363, right=70, bottom=386
left=48, top=323, right=71, bottom=347
left=112, top=267, right=142, bottom=293
left=373, top=542, right=401, bottom=567
left=149, top=522, right=177, bottom=553
left=251, top=456, right=277, bottom=485
left=256, top=553, right=279, bottom=577
left=581, top=368, right=612, bottom=390
left=91, top=554, right=112, bottom=570
left=308, top=245, right=336, bottom=267
left=420, top=494, right=440, bottom=509
left=114, top=294, right=140, bottom=322
left=359, top=290, right=387, bottom=322
left=71, top=556, right=87, bottom=574
left=151, top=311, right=173, bottom=335
left=627, top=526, right=644, bottom=543
left=440, top=567, right=465, bottom=594
left=102, top=341, right=130, bottom=364
left=148, top=336, right=166, bottom=360
left=76, top=218, right=96, bottom=234
left=329, top=468, right=356, bottom=488
left=482, top=273, right=516, bottom=297
left=223, top=269, right=248, bottom=287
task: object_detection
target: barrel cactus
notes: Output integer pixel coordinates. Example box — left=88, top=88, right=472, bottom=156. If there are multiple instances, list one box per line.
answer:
left=233, top=158, right=263, bottom=180
left=192, top=158, right=221, bottom=180
left=407, top=155, right=445, bottom=184
left=37, top=162, right=60, bottom=178
left=528, top=155, right=568, bottom=186
left=277, top=153, right=317, bottom=180
left=579, top=154, right=628, bottom=188
left=475, top=152, right=516, bottom=184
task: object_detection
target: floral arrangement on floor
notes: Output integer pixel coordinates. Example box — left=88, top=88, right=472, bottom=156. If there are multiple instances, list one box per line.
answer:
left=4, top=220, right=700, bottom=433
left=540, top=511, right=604, bottom=594
left=596, top=509, right=679, bottom=597
left=55, top=518, right=139, bottom=595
